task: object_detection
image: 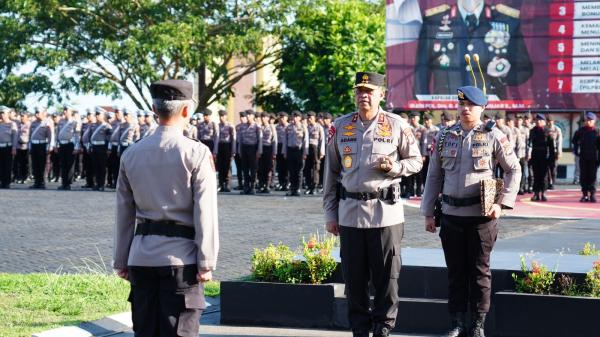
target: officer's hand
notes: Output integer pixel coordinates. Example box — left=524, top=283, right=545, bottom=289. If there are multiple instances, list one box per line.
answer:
left=320, top=155, right=324, bottom=160
left=115, top=268, right=128, bottom=281
left=11, top=149, right=16, bottom=156
left=197, top=269, right=212, bottom=283
left=107, top=150, right=112, bottom=156
left=257, top=154, right=261, bottom=159
left=486, top=204, right=502, bottom=219
left=378, top=156, right=393, bottom=172
left=303, top=155, right=307, bottom=160
left=425, top=216, right=436, bottom=233
left=325, top=221, right=340, bottom=236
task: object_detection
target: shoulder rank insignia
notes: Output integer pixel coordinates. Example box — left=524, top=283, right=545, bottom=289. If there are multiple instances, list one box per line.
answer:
left=495, top=4, right=520, bottom=19
left=425, top=4, right=450, bottom=17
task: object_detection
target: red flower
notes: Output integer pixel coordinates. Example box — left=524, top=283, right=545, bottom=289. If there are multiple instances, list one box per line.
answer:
left=307, top=240, right=316, bottom=249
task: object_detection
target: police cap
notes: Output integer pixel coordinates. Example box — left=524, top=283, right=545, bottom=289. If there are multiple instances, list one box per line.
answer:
left=423, top=112, right=433, bottom=120
left=291, top=110, right=301, bottom=117
left=203, top=108, right=213, bottom=116
left=150, top=80, right=194, bottom=101
left=409, top=111, right=420, bottom=117
left=307, top=111, right=316, bottom=117
left=585, top=111, right=597, bottom=120
left=278, top=111, right=288, bottom=118
left=457, top=86, right=488, bottom=106
left=218, top=109, right=227, bottom=117
left=535, top=113, right=545, bottom=121
left=354, top=72, right=385, bottom=90
left=323, top=113, right=333, bottom=120
left=495, top=111, right=506, bottom=120
left=239, top=110, right=247, bottom=117
left=246, top=109, right=255, bottom=116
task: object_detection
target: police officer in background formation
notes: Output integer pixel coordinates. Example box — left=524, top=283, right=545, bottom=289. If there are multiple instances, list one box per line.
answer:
left=545, top=115, right=563, bottom=190
left=258, top=112, right=277, bottom=193
left=422, top=86, right=520, bottom=337
left=29, top=107, right=55, bottom=189
left=198, top=109, right=219, bottom=155
left=117, top=109, right=140, bottom=156
left=107, top=108, right=122, bottom=188
left=406, top=111, right=426, bottom=197
left=319, top=112, right=333, bottom=190
left=14, top=111, right=31, bottom=184
left=0, top=106, right=18, bottom=188
left=216, top=109, right=236, bottom=192
left=82, top=110, right=95, bottom=188
left=572, top=112, right=600, bottom=202
left=234, top=111, right=247, bottom=190
left=184, top=115, right=198, bottom=139
left=237, top=110, right=262, bottom=195
left=283, top=111, right=308, bottom=196
left=114, top=79, right=218, bottom=337
left=56, top=105, right=81, bottom=190
left=528, top=114, right=553, bottom=201
left=49, top=112, right=61, bottom=182
left=275, top=111, right=290, bottom=191
left=83, top=107, right=112, bottom=191
left=140, top=111, right=158, bottom=139
left=304, top=111, right=325, bottom=195
left=514, top=114, right=528, bottom=194
left=414, top=1, right=532, bottom=99
left=324, top=72, right=423, bottom=337
left=421, top=112, right=439, bottom=186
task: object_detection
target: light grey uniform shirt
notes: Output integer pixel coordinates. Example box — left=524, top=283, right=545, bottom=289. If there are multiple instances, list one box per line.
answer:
left=238, top=122, right=263, bottom=154
left=420, top=122, right=521, bottom=217
left=113, top=125, right=219, bottom=270
left=261, top=123, right=278, bottom=153
left=411, top=123, right=427, bottom=155
left=118, top=122, right=140, bottom=148
left=282, top=122, right=309, bottom=156
left=307, top=123, right=325, bottom=158
left=0, top=121, right=18, bottom=151
left=421, top=124, right=440, bottom=156
left=276, top=123, right=288, bottom=145
left=16, top=121, right=30, bottom=150
left=82, top=122, right=112, bottom=146
left=198, top=121, right=219, bottom=153
left=323, top=110, right=423, bottom=228
left=56, top=118, right=82, bottom=150
left=29, top=119, right=55, bottom=151
left=184, top=124, right=198, bottom=140
left=216, top=122, right=236, bottom=155
left=546, top=124, right=563, bottom=156
left=513, top=125, right=526, bottom=159
left=518, top=125, right=530, bottom=159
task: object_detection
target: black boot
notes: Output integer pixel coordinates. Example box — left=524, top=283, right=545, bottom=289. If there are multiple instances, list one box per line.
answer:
left=580, top=191, right=589, bottom=202
left=373, top=323, right=391, bottom=337
left=445, top=312, right=467, bottom=337
left=541, top=192, right=548, bottom=202
left=470, top=312, right=486, bottom=337
left=590, top=191, right=597, bottom=203
left=352, top=329, right=369, bottom=337
left=531, top=192, right=540, bottom=201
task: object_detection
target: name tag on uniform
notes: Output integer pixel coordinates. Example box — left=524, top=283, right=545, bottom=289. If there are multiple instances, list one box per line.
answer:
left=472, top=148, right=490, bottom=157
left=436, top=32, right=453, bottom=39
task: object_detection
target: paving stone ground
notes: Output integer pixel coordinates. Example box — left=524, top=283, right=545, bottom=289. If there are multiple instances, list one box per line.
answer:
left=0, top=180, right=568, bottom=281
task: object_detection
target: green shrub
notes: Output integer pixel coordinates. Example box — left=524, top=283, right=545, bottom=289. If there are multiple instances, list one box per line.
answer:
left=251, top=244, right=295, bottom=282
left=584, top=261, right=600, bottom=297
left=512, top=256, right=555, bottom=295
left=579, top=242, right=600, bottom=256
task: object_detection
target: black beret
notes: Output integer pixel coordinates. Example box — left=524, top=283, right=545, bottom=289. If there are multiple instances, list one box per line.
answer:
left=317, top=112, right=324, bottom=118
left=218, top=110, right=227, bottom=116
left=291, top=110, right=301, bottom=117
left=278, top=111, right=288, bottom=117
left=506, top=115, right=515, bottom=122
left=239, top=110, right=247, bottom=117
left=202, top=108, right=213, bottom=116
left=391, top=108, right=405, bottom=115
left=354, top=72, right=385, bottom=89
left=535, top=113, right=546, bottom=121
left=269, top=113, right=276, bottom=119
left=246, top=109, right=255, bottom=115
left=150, top=80, right=194, bottom=101
left=409, top=111, right=421, bottom=117
left=546, top=114, right=554, bottom=121
left=307, top=111, right=316, bottom=117
left=423, top=113, right=433, bottom=120
left=495, top=111, right=506, bottom=120
left=323, top=113, right=333, bottom=119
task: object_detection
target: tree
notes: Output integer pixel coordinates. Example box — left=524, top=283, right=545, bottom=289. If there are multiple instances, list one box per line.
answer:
left=256, top=0, right=385, bottom=116
left=0, top=0, right=298, bottom=110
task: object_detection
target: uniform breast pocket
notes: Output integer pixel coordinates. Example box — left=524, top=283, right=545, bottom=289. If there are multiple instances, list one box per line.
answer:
left=371, top=142, right=396, bottom=167
left=473, top=155, right=492, bottom=171
left=441, top=148, right=458, bottom=170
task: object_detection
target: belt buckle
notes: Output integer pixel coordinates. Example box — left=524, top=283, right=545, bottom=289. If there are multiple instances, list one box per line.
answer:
left=359, top=192, right=369, bottom=201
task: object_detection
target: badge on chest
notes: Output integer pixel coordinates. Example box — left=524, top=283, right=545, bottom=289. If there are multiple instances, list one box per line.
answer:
left=343, top=155, right=353, bottom=168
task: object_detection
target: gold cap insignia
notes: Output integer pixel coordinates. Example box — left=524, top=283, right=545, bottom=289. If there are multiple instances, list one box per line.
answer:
left=458, top=90, right=465, bottom=100
left=362, top=74, right=369, bottom=83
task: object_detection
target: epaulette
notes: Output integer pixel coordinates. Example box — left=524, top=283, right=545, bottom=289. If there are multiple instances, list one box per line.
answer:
left=495, top=4, right=520, bottom=18
left=425, top=4, right=450, bottom=17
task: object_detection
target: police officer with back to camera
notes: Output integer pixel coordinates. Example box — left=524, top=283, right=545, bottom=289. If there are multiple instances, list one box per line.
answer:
left=323, top=72, right=423, bottom=337
left=421, top=85, right=520, bottom=337
left=572, top=111, right=600, bottom=203
left=114, top=79, right=218, bottom=337
left=414, top=1, right=532, bottom=100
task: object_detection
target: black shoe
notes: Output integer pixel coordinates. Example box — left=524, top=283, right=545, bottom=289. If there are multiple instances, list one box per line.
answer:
left=531, top=193, right=540, bottom=201
left=281, top=186, right=289, bottom=191
left=98, top=187, right=105, bottom=191
left=234, top=185, right=243, bottom=190
left=373, top=323, right=391, bottom=337
left=580, top=192, right=589, bottom=202
left=92, top=186, right=99, bottom=191
left=262, top=188, right=271, bottom=194
left=541, top=193, right=548, bottom=202
left=352, top=330, right=369, bottom=337
left=470, top=312, right=487, bottom=337
left=518, top=190, right=525, bottom=195
left=548, top=184, right=554, bottom=190
left=591, top=193, right=597, bottom=203
left=445, top=312, right=467, bottom=337
left=57, top=185, right=68, bottom=190
left=222, top=186, right=231, bottom=192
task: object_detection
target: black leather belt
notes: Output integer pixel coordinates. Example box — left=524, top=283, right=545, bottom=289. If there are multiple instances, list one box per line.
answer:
left=340, top=185, right=401, bottom=203
left=135, top=219, right=195, bottom=240
left=442, top=194, right=480, bottom=207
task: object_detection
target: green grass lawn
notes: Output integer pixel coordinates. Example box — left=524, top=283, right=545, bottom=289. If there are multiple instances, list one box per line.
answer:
left=0, top=273, right=220, bottom=337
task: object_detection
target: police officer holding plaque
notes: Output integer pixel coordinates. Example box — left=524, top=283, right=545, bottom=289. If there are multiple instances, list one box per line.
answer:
left=414, top=1, right=532, bottom=100
left=323, top=72, right=422, bottom=337
left=421, top=84, right=520, bottom=337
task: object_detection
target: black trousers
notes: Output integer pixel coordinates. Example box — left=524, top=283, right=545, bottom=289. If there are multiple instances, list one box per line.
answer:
left=527, top=159, right=534, bottom=190
left=91, top=144, right=108, bottom=188
left=580, top=157, right=598, bottom=193
left=128, top=265, right=204, bottom=337
left=234, top=153, right=243, bottom=188
left=286, top=147, right=304, bottom=192
left=304, top=144, right=320, bottom=190
left=59, top=143, right=75, bottom=187
left=73, top=152, right=81, bottom=178
left=241, top=144, right=258, bottom=190
left=276, top=143, right=288, bottom=188
left=531, top=154, right=548, bottom=193
left=216, top=143, right=232, bottom=187
left=440, top=214, right=497, bottom=313
left=258, top=145, right=274, bottom=189
left=340, top=225, right=403, bottom=332
left=15, top=149, right=29, bottom=181
left=319, top=156, right=325, bottom=187
left=107, top=148, right=119, bottom=186
left=50, top=150, right=60, bottom=180
left=0, top=147, right=13, bottom=187
left=30, top=144, right=47, bottom=187
left=546, top=157, right=557, bottom=187
left=201, top=140, right=215, bottom=155
left=519, top=158, right=527, bottom=192
left=120, top=145, right=129, bottom=156
left=84, top=149, right=94, bottom=187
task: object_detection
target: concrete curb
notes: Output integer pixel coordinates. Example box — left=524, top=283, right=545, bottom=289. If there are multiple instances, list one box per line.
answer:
left=32, top=312, right=132, bottom=337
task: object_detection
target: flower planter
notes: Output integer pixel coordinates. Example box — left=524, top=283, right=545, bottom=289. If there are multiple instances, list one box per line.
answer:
left=220, top=281, right=345, bottom=328
left=494, top=291, right=600, bottom=337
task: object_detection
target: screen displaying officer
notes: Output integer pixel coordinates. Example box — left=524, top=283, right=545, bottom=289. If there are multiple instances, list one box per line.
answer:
left=323, top=72, right=422, bottom=337
left=414, top=1, right=532, bottom=100
left=113, top=79, right=218, bottom=337
left=422, top=86, right=520, bottom=337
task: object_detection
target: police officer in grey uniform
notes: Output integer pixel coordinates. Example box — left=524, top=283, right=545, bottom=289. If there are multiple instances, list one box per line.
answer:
left=282, top=111, right=308, bottom=196
left=198, top=109, right=219, bottom=155
left=114, top=79, right=218, bottom=337
left=324, top=72, right=423, bottom=337
left=117, top=109, right=140, bottom=156
left=56, top=105, right=82, bottom=190
left=215, top=109, right=236, bottom=192
left=421, top=112, right=440, bottom=186
left=141, top=111, right=158, bottom=138
left=0, top=106, right=18, bottom=188
left=14, top=111, right=31, bottom=184
left=82, top=107, right=112, bottom=191
left=515, top=114, right=528, bottom=194
left=304, top=111, right=325, bottom=195
left=545, top=115, right=563, bottom=190
left=29, top=107, right=55, bottom=189
left=234, top=111, right=247, bottom=190
left=275, top=111, right=290, bottom=191
left=237, top=110, right=262, bottom=194
left=258, top=112, right=277, bottom=193
left=319, top=112, right=334, bottom=191
left=422, top=86, right=520, bottom=337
